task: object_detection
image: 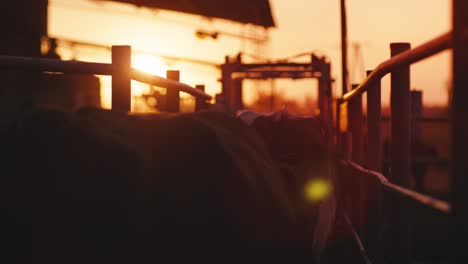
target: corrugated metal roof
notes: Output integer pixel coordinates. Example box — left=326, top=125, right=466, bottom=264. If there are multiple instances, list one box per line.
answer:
left=104, top=0, right=275, bottom=27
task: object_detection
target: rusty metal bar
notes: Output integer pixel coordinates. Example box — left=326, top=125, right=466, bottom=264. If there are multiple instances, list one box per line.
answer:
left=451, top=0, right=468, bottom=261
left=111, top=45, right=131, bottom=112
left=341, top=32, right=452, bottom=103
left=166, top=70, right=180, bottom=112
left=341, top=160, right=451, bottom=214
left=390, top=42, right=412, bottom=264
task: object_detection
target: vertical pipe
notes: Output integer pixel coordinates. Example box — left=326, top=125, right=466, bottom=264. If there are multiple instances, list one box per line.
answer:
left=341, top=102, right=352, bottom=160
left=166, top=70, right=180, bottom=112
left=195, top=85, right=207, bottom=112
left=319, top=61, right=333, bottom=124
left=318, top=60, right=326, bottom=118
left=348, top=84, right=364, bottom=230
left=326, top=63, right=334, bottom=127
left=221, top=56, right=232, bottom=112
left=411, top=91, right=422, bottom=142
left=452, top=0, right=468, bottom=261
left=365, top=70, right=383, bottom=263
left=231, top=54, right=243, bottom=113
left=340, top=0, right=349, bottom=95
left=336, top=99, right=342, bottom=151
left=411, top=91, right=425, bottom=192
left=231, top=78, right=243, bottom=113
left=349, top=84, right=364, bottom=163
left=367, top=70, right=382, bottom=171
left=390, top=42, right=412, bottom=264
left=111, top=45, right=131, bottom=112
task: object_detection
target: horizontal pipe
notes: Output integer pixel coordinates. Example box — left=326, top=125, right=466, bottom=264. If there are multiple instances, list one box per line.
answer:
left=0, top=55, right=212, bottom=100
left=232, top=71, right=321, bottom=80
left=237, top=62, right=316, bottom=70
left=341, top=160, right=451, bottom=214
left=0, top=55, right=113, bottom=75
left=341, top=32, right=452, bottom=103
left=131, top=69, right=212, bottom=100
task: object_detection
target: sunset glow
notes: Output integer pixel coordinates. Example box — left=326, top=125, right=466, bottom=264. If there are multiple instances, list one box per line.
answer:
left=132, top=54, right=167, bottom=77
left=49, top=0, right=451, bottom=108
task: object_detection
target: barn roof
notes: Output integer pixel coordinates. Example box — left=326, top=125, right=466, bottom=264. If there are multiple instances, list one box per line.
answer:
left=103, top=0, right=275, bottom=28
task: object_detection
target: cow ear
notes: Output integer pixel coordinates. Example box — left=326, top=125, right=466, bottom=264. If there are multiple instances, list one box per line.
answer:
left=237, top=110, right=260, bottom=126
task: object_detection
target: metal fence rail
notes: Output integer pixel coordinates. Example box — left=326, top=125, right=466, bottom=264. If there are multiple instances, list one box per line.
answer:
left=0, top=45, right=212, bottom=112
left=340, top=32, right=452, bottom=103
left=341, top=160, right=451, bottom=214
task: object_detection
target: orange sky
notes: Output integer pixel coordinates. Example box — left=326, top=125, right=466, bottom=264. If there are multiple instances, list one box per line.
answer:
left=48, top=0, right=451, bottom=110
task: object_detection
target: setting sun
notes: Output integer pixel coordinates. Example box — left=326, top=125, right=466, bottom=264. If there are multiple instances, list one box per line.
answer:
left=132, top=54, right=167, bottom=77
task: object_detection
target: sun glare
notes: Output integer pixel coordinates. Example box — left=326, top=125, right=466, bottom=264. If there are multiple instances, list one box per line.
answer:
left=131, top=54, right=168, bottom=98
left=132, top=54, right=167, bottom=77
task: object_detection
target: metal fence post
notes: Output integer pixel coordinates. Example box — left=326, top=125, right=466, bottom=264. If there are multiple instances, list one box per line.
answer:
left=411, top=90, right=423, bottom=142
left=111, top=45, right=131, bottom=112
left=390, top=42, right=412, bottom=264
left=366, top=70, right=382, bottom=172
left=336, top=99, right=342, bottom=152
left=348, top=84, right=364, bottom=229
left=452, top=0, right=468, bottom=261
left=231, top=78, right=243, bottom=112
left=166, top=70, right=180, bottom=112
left=221, top=56, right=233, bottom=112
left=365, top=69, right=383, bottom=263
left=195, top=85, right=207, bottom=112
left=318, top=59, right=326, bottom=120
left=349, top=84, right=364, bottom=164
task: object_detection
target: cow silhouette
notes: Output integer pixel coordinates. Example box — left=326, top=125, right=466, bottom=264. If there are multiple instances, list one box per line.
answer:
left=1, top=107, right=327, bottom=263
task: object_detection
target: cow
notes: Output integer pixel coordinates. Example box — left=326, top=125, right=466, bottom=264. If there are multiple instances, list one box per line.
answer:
left=237, top=109, right=337, bottom=261
left=0, top=107, right=320, bottom=264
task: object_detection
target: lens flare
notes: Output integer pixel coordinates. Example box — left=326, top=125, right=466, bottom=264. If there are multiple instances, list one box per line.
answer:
left=305, top=179, right=331, bottom=202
